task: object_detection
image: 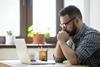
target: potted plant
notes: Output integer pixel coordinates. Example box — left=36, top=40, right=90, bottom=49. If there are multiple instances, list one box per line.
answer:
left=6, top=30, right=15, bottom=45
left=27, top=25, right=50, bottom=44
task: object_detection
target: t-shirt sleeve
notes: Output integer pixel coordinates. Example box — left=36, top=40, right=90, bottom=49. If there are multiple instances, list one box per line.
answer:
left=75, top=33, right=100, bottom=64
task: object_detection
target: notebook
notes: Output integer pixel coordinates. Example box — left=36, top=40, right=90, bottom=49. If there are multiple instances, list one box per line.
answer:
left=14, top=38, right=55, bottom=65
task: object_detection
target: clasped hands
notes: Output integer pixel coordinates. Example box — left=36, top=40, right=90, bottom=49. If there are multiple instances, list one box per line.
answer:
left=57, top=30, right=69, bottom=43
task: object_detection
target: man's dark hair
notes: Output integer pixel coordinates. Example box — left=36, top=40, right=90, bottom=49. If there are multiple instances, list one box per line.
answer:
left=59, top=5, right=82, bottom=19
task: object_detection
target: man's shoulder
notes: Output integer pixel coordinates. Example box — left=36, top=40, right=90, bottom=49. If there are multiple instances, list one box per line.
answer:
left=84, top=26, right=100, bottom=36
left=82, top=27, right=100, bottom=44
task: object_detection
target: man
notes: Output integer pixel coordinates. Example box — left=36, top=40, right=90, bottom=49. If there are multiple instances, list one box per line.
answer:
left=54, top=5, right=100, bottom=67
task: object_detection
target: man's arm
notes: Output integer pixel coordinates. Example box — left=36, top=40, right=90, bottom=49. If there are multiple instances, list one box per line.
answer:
left=57, top=31, right=79, bottom=65
left=59, top=41, right=79, bottom=65
left=53, top=41, right=66, bottom=63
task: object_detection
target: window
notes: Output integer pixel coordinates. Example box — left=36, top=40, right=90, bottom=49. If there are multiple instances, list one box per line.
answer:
left=33, top=0, right=56, bottom=37
left=0, top=0, right=63, bottom=44
left=0, top=0, right=26, bottom=44
left=0, top=0, right=20, bottom=36
left=26, top=0, right=64, bottom=43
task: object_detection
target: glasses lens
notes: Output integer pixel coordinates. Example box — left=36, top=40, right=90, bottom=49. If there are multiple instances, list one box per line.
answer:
left=60, top=17, right=76, bottom=28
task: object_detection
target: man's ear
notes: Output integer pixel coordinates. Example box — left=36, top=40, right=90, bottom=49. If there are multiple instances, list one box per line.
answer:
left=74, top=17, right=79, bottom=26
left=75, top=17, right=79, bottom=23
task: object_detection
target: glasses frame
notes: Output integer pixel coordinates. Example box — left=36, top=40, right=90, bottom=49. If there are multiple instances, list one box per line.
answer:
left=60, top=17, right=76, bottom=27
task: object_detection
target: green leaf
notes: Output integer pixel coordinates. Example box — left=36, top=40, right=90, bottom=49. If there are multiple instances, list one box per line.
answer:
left=28, top=25, right=33, bottom=32
left=45, top=32, right=50, bottom=39
left=6, top=31, right=12, bottom=36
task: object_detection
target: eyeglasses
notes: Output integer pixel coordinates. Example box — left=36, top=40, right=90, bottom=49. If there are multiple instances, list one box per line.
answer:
left=60, top=17, right=76, bottom=27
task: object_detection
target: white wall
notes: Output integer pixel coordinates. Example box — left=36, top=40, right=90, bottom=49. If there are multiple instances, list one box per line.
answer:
left=84, top=0, right=90, bottom=25
left=90, top=0, right=100, bottom=31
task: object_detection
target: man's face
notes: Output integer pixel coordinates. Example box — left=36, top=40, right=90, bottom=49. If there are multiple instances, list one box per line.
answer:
left=60, top=15, right=78, bottom=36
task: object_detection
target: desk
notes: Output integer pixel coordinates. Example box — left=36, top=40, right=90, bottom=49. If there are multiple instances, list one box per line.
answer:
left=0, top=60, right=89, bottom=67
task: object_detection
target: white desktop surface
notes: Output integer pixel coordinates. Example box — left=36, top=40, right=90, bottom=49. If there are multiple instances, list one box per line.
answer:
left=0, top=60, right=89, bottom=67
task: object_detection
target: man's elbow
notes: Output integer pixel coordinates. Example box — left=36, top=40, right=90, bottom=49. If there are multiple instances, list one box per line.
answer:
left=53, top=55, right=64, bottom=63
left=54, top=58, right=64, bottom=63
left=69, top=60, right=79, bottom=65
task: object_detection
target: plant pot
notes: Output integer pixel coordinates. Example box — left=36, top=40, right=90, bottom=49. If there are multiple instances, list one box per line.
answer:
left=32, top=34, right=45, bottom=44
left=6, top=36, right=15, bottom=45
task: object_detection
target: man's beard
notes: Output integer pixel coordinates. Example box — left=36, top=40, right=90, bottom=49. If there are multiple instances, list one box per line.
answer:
left=66, top=22, right=78, bottom=36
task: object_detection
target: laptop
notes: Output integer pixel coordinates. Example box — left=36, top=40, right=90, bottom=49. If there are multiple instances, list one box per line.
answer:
left=14, top=38, right=55, bottom=65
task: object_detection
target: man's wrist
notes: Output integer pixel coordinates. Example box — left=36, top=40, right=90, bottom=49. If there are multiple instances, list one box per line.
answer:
left=58, top=40, right=66, bottom=45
